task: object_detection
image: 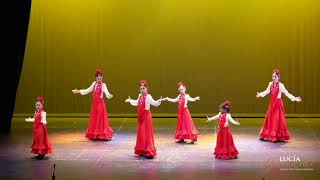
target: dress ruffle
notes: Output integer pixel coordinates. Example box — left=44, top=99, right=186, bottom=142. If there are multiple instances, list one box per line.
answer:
left=85, top=127, right=113, bottom=140
left=134, top=145, right=157, bottom=157
left=259, top=129, right=291, bottom=142
left=174, top=130, right=199, bottom=140
left=214, top=146, right=239, bottom=160
left=31, top=148, right=52, bottom=155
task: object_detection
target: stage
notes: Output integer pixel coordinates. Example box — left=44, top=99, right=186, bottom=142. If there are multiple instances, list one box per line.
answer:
left=0, top=117, right=319, bottom=180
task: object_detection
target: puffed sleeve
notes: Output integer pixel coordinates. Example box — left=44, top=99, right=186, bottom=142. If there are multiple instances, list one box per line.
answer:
left=79, top=82, right=95, bottom=95
left=102, top=83, right=112, bottom=99
left=226, top=113, right=240, bottom=125
left=147, top=94, right=161, bottom=107
left=258, top=82, right=272, bottom=97
left=167, top=95, right=180, bottom=102
left=208, top=112, right=221, bottom=121
left=129, top=94, right=140, bottom=106
left=41, top=111, right=47, bottom=124
left=280, top=83, right=298, bottom=102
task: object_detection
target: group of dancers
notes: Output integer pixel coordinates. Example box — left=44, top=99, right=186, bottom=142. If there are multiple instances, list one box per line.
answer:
left=25, top=69, right=302, bottom=160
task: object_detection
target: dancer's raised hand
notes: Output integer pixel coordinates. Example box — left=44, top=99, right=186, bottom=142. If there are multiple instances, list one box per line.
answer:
left=206, top=116, right=211, bottom=122
left=295, top=96, right=302, bottom=102
left=72, top=89, right=80, bottom=94
left=25, top=117, right=33, bottom=122
left=256, top=92, right=261, bottom=98
left=125, top=96, right=131, bottom=103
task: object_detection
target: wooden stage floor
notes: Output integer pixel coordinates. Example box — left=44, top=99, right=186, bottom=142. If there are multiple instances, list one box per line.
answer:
left=0, top=117, right=319, bottom=180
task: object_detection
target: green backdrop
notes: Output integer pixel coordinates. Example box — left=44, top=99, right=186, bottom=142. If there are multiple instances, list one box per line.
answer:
left=15, top=0, right=320, bottom=115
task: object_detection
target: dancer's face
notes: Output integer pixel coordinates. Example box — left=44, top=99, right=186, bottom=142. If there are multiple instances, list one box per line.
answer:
left=96, top=74, right=103, bottom=83
left=140, top=85, right=147, bottom=94
left=35, top=102, right=43, bottom=111
left=178, top=85, right=186, bottom=94
left=272, top=73, right=279, bottom=82
left=219, top=106, right=227, bottom=113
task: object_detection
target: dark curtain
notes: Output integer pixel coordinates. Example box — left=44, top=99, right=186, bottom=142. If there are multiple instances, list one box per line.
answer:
left=0, top=0, right=31, bottom=133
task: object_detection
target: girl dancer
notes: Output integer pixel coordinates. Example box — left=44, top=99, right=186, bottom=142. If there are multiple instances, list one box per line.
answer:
left=165, top=82, right=200, bottom=144
left=25, top=97, right=52, bottom=160
left=256, top=69, right=302, bottom=142
left=206, top=101, right=240, bottom=160
left=125, top=80, right=164, bottom=159
left=72, top=69, right=114, bottom=140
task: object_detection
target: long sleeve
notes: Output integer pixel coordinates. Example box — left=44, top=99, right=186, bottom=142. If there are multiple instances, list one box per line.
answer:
left=102, top=83, right=112, bottom=99
left=41, top=112, right=47, bottom=124
left=280, top=83, right=297, bottom=102
left=167, top=95, right=180, bottom=102
left=226, top=114, right=240, bottom=125
left=186, top=94, right=197, bottom=102
left=129, top=94, right=140, bottom=106
left=147, top=94, right=161, bottom=107
left=79, top=82, right=95, bottom=95
left=208, top=112, right=221, bottom=121
left=258, top=82, right=272, bottom=97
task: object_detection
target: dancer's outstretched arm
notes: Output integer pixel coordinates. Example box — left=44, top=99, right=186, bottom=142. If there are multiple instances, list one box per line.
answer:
left=72, top=82, right=95, bottom=95
left=280, top=83, right=302, bottom=102
left=256, top=82, right=272, bottom=98
left=226, top=114, right=240, bottom=126
left=206, top=112, right=221, bottom=122
left=166, top=95, right=180, bottom=102
left=187, top=94, right=200, bottom=102
left=147, top=94, right=162, bottom=107
left=125, top=95, right=140, bottom=106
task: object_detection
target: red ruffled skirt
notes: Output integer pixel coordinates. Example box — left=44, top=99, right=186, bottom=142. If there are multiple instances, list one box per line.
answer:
left=31, top=124, right=52, bottom=155
left=214, top=127, right=239, bottom=160
left=259, top=99, right=291, bottom=142
left=134, top=110, right=157, bottom=157
left=174, top=108, right=199, bottom=140
left=86, top=98, right=113, bottom=140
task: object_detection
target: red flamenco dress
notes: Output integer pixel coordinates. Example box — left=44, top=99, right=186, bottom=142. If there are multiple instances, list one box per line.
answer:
left=85, top=82, right=113, bottom=140
left=134, top=93, right=157, bottom=157
left=259, top=82, right=291, bottom=142
left=214, top=113, right=239, bottom=160
left=31, top=110, right=52, bottom=155
left=174, top=93, right=199, bottom=141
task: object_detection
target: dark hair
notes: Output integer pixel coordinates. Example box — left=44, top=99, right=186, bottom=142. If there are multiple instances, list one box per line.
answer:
left=140, top=84, right=148, bottom=88
left=219, top=102, right=230, bottom=112
left=36, top=100, right=44, bottom=105
left=95, top=73, right=103, bottom=77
